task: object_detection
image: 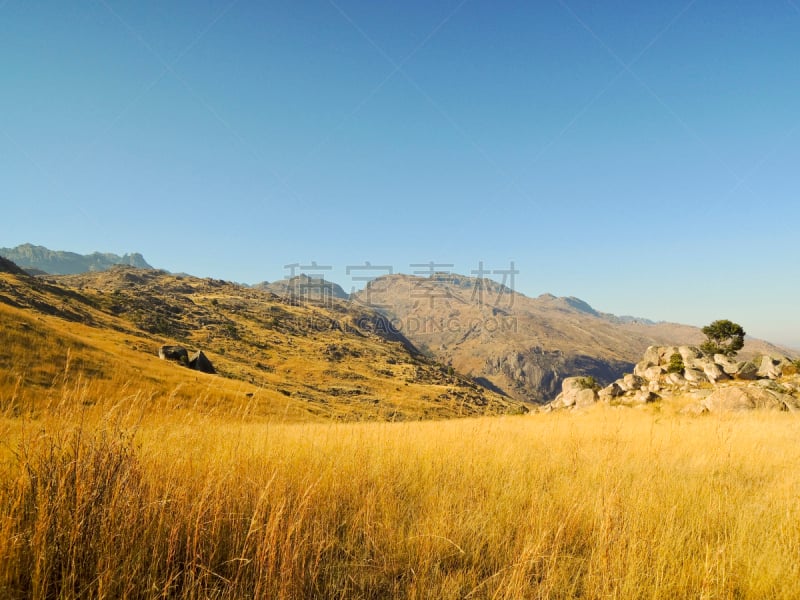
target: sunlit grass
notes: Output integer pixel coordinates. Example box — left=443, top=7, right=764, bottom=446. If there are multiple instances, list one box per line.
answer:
left=2, top=288, right=799, bottom=598
left=2, top=386, right=799, bottom=599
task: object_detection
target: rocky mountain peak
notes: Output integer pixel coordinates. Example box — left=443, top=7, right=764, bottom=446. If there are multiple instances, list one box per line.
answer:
left=0, top=243, right=153, bottom=275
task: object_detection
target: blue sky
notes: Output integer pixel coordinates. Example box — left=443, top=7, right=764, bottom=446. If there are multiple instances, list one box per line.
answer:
left=2, top=1, right=799, bottom=348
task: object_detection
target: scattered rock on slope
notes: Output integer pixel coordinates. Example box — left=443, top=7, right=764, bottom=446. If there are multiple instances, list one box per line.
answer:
left=189, top=350, right=216, bottom=374
left=159, top=345, right=216, bottom=374
left=159, top=345, right=190, bottom=365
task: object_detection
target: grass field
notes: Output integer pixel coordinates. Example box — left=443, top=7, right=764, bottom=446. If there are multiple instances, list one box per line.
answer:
left=2, top=274, right=799, bottom=598
left=2, top=378, right=800, bottom=599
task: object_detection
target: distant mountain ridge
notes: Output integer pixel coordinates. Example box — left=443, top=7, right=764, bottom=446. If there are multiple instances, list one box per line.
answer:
left=0, top=243, right=152, bottom=275
left=352, top=273, right=791, bottom=403
left=253, top=274, right=349, bottom=301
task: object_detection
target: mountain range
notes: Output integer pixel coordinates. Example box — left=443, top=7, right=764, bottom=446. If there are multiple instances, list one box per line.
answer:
left=1, top=244, right=792, bottom=406
left=351, top=273, right=788, bottom=402
left=0, top=243, right=152, bottom=275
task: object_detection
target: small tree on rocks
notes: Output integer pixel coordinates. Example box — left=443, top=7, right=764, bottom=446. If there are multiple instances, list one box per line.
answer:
left=700, top=319, right=745, bottom=358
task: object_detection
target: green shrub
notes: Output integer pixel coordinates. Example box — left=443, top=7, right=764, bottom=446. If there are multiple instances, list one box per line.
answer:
left=576, top=376, right=600, bottom=391
left=666, top=353, right=684, bottom=374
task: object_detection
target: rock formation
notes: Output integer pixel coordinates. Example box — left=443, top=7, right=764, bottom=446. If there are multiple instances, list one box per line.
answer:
left=548, top=345, right=800, bottom=413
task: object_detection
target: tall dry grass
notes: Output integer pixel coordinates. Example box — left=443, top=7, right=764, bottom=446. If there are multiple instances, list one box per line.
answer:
left=2, top=384, right=800, bottom=599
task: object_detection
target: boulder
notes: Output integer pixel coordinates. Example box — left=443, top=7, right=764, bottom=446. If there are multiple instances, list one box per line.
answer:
left=189, top=350, right=216, bottom=374
left=703, top=386, right=788, bottom=412
left=642, top=346, right=661, bottom=366
left=553, top=377, right=595, bottom=408
left=666, top=372, right=687, bottom=386
left=735, top=361, right=759, bottom=380
left=657, top=346, right=679, bottom=365
left=633, top=360, right=655, bottom=377
left=702, top=362, right=729, bottom=384
left=714, top=354, right=741, bottom=375
left=678, top=346, right=703, bottom=363
left=643, top=365, right=665, bottom=381
left=757, top=356, right=782, bottom=380
left=622, top=374, right=646, bottom=391
left=574, top=388, right=598, bottom=408
left=688, top=388, right=713, bottom=401
left=599, top=382, right=625, bottom=401
left=633, top=390, right=659, bottom=404
left=683, top=368, right=708, bottom=384
left=159, top=345, right=189, bottom=365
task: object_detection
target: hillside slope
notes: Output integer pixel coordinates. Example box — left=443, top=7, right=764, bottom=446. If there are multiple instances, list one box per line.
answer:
left=353, top=273, right=790, bottom=403
left=0, top=265, right=524, bottom=421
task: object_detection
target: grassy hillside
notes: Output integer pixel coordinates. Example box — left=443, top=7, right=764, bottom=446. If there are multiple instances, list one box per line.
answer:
left=0, top=268, right=524, bottom=421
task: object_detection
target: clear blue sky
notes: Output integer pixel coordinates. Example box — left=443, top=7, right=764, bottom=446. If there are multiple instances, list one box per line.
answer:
left=2, top=1, right=799, bottom=348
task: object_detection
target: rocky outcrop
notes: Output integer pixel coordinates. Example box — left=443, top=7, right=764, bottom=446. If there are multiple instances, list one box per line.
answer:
left=548, top=344, right=799, bottom=412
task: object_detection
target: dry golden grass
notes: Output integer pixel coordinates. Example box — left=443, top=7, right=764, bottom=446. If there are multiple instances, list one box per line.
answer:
left=2, top=273, right=799, bottom=597
left=2, top=381, right=800, bottom=599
